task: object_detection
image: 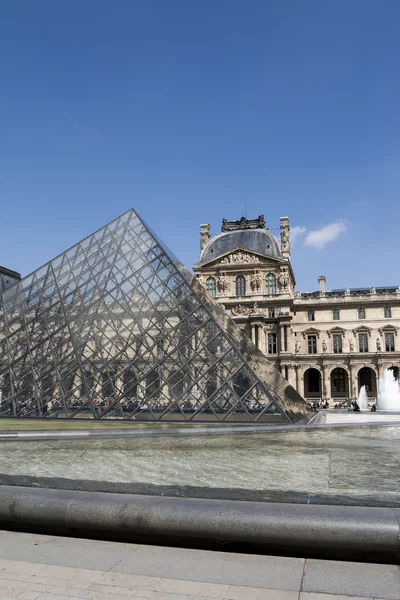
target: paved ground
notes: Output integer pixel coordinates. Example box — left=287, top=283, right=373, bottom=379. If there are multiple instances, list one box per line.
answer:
left=323, top=412, right=400, bottom=424
left=0, top=531, right=398, bottom=600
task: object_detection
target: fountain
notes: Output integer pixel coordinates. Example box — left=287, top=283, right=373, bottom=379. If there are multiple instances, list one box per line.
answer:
left=377, top=369, right=400, bottom=411
left=357, top=385, right=369, bottom=411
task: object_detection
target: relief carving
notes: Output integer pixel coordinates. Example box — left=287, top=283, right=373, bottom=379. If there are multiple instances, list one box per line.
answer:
left=220, top=251, right=261, bottom=265
left=231, top=304, right=251, bottom=316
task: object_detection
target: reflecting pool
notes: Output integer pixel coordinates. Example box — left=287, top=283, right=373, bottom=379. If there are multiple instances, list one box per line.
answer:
left=1, top=425, right=400, bottom=502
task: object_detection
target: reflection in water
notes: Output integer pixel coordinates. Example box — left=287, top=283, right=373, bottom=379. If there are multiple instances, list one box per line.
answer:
left=1, top=426, right=399, bottom=498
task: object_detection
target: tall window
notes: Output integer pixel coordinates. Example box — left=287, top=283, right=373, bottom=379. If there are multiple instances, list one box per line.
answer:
left=267, top=332, right=277, bottom=354
left=332, top=309, right=340, bottom=321
left=384, top=306, right=392, bottom=318
left=268, top=307, right=275, bottom=318
left=308, top=335, right=317, bottom=354
left=332, top=368, right=346, bottom=392
left=206, top=277, right=216, bottom=298
left=385, top=332, right=395, bottom=352
left=307, top=310, right=315, bottom=322
left=333, top=334, right=342, bottom=354
left=266, top=273, right=277, bottom=295
left=235, top=275, right=246, bottom=296
left=358, top=307, right=366, bottom=319
left=359, top=333, right=368, bottom=352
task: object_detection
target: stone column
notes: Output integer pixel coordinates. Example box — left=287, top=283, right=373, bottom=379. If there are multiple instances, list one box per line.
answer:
left=286, top=326, right=293, bottom=353
left=115, top=376, right=124, bottom=398
left=322, top=364, right=329, bottom=400
left=295, top=365, right=301, bottom=393
left=287, top=365, right=296, bottom=388
left=279, top=325, right=285, bottom=353
left=251, top=324, right=256, bottom=345
left=260, top=326, right=267, bottom=354
left=349, top=363, right=357, bottom=400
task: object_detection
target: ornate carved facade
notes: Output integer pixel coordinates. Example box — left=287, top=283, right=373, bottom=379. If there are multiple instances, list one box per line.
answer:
left=194, top=215, right=400, bottom=403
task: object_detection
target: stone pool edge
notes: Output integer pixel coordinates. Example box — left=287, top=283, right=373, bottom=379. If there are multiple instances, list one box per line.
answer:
left=1, top=418, right=400, bottom=441
left=0, top=485, right=399, bottom=563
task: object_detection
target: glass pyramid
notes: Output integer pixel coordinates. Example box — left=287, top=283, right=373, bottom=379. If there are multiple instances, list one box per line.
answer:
left=0, top=210, right=308, bottom=423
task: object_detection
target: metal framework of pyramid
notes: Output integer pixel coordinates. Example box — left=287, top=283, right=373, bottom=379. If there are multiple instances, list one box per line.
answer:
left=0, top=209, right=308, bottom=423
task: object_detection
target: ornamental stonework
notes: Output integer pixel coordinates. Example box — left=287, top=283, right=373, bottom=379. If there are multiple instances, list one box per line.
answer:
left=220, top=251, right=262, bottom=265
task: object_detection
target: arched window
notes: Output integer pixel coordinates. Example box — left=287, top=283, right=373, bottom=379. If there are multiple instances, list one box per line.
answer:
left=235, top=275, right=246, bottom=296
left=266, top=273, right=277, bottom=295
left=206, top=277, right=216, bottom=298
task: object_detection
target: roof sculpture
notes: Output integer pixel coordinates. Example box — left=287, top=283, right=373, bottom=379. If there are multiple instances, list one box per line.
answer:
left=0, top=209, right=308, bottom=423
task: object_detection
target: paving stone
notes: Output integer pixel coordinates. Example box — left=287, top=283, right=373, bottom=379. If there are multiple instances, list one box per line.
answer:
left=0, top=531, right=135, bottom=572
left=99, top=572, right=161, bottom=590
left=227, top=587, right=298, bottom=599
left=113, top=545, right=304, bottom=590
left=299, top=593, right=372, bottom=600
left=133, top=591, right=189, bottom=600
left=88, top=582, right=134, bottom=595
left=0, top=559, right=44, bottom=575
left=156, top=579, right=229, bottom=598
left=18, top=592, right=42, bottom=600
left=36, top=566, right=102, bottom=584
left=303, top=559, right=400, bottom=600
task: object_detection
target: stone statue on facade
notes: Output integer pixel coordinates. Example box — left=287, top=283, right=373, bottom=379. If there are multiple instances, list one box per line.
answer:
left=280, top=220, right=290, bottom=253
left=200, top=224, right=210, bottom=252
left=295, top=341, right=301, bottom=354
left=278, top=269, right=290, bottom=293
left=252, top=302, right=259, bottom=313
left=217, top=273, right=230, bottom=294
left=349, top=339, right=354, bottom=352
left=251, top=270, right=262, bottom=293
left=322, top=340, right=327, bottom=352
left=376, top=338, right=382, bottom=351
left=370, top=286, right=376, bottom=295
left=345, top=288, right=351, bottom=296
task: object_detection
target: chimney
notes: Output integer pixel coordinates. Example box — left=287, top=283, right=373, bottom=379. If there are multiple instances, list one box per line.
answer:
left=318, top=275, right=326, bottom=295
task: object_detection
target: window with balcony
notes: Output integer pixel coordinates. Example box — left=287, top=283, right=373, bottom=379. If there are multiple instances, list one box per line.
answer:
left=267, top=332, right=277, bottom=354
left=385, top=332, right=395, bottom=352
left=332, top=308, right=340, bottom=320
left=307, top=310, right=315, bottom=322
left=358, top=307, right=366, bottom=319
left=359, top=333, right=368, bottom=352
left=206, top=277, right=216, bottom=298
left=308, top=335, right=317, bottom=354
left=384, top=306, right=392, bottom=318
left=333, top=334, right=342, bottom=354
left=235, top=275, right=246, bottom=296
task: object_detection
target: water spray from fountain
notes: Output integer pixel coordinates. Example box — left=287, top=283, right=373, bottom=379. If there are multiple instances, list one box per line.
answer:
left=357, top=386, right=369, bottom=411
left=377, top=369, right=400, bottom=411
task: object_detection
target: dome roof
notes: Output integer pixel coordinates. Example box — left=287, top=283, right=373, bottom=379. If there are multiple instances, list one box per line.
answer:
left=200, top=229, right=281, bottom=264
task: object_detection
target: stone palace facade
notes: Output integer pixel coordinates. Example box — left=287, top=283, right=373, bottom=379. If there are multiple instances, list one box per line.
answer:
left=194, top=215, right=400, bottom=403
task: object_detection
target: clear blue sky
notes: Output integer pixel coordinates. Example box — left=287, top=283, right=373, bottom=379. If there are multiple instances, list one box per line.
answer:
left=1, top=1, right=399, bottom=291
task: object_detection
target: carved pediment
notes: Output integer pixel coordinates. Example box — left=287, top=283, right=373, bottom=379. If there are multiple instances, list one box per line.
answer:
left=378, top=325, right=399, bottom=336
left=352, top=326, right=372, bottom=337
left=327, top=327, right=346, bottom=338
left=201, top=248, right=281, bottom=268
left=301, top=328, right=320, bottom=339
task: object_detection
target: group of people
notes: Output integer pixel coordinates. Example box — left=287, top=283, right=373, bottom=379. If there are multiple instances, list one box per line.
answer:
left=309, top=399, right=378, bottom=412
left=309, top=400, right=329, bottom=411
